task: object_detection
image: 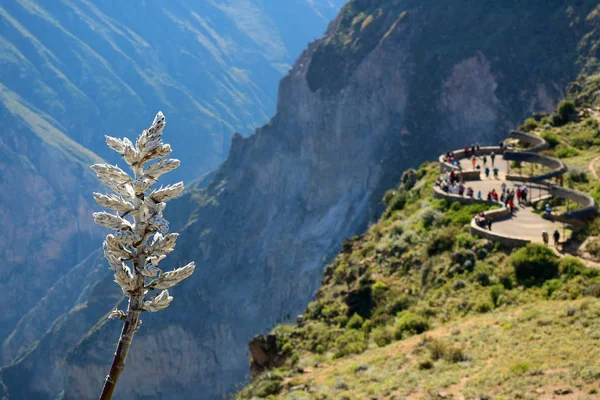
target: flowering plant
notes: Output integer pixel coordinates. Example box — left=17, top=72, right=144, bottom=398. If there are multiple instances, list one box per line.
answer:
left=91, top=112, right=195, bottom=399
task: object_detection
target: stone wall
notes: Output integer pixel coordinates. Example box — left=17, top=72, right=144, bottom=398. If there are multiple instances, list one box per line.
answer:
left=549, top=186, right=598, bottom=221
left=508, top=130, right=549, bottom=153
left=504, top=151, right=567, bottom=182
left=433, top=186, right=497, bottom=206
left=439, top=146, right=501, bottom=173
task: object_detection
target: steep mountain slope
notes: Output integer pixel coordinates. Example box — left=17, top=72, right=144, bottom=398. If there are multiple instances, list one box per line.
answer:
left=0, top=0, right=343, bottom=369
left=4, top=1, right=600, bottom=400
left=0, top=84, right=102, bottom=351
left=0, top=0, right=344, bottom=180
left=235, top=97, right=600, bottom=397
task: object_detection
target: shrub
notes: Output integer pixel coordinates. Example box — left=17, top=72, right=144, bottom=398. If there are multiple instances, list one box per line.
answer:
left=427, top=227, right=458, bottom=255
left=566, top=168, right=588, bottom=183
left=393, top=312, right=429, bottom=339
left=541, top=131, right=559, bottom=147
left=556, top=100, right=576, bottom=122
left=418, top=359, right=434, bottom=370
left=452, top=279, right=467, bottom=290
left=252, top=377, right=283, bottom=397
left=571, top=133, right=594, bottom=149
left=555, top=145, right=580, bottom=158
left=511, top=243, right=559, bottom=283
left=347, top=313, right=364, bottom=330
left=586, top=238, right=600, bottom=258
left=371, top=327, right=393, bottom=347
left=542, top=279, right=563, bottom=299
left=281, top=342, right=294, bottom=356
left=384, top=189, right=408, bottom=217
left=489, top=284, right=505, bottom=308
left=511, top=361, right=532, bottom=375
left=475, top=271, right=491, bottom=286
left=476, top=301, right=492, bottom=313
left=401, top=168, right=418, bottom=190
left=383, top=189, right=397, bottom=206
left=558, top=256, right=587, bottom=279
left=522, top=118, right=539, bottom=132
left=456, top=233, right=476, bottom=249
left=426, top=338, right=466, bottom=363
left=372, top=281, right=388, bottom=300
left=333, top=330, right=367, bottom=358
left=361, top=319, right=373, bottom=334
left=444, top=202, right=496, bottom=226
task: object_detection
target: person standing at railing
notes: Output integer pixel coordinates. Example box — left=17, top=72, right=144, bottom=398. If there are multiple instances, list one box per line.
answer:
left=553, top=229, right=560, bottom=247
left=542, top=230, right=549, bottom=245
left=491, top=151, right=496, bottom=166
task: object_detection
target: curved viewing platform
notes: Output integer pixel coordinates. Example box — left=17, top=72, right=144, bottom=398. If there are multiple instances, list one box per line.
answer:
left=435, top=131, right=598, bottom=247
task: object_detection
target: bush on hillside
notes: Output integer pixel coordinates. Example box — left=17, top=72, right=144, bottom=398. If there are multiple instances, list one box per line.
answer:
left=556, top=100, right=576, bottom=122
left=571, top=133, right=594, bottom=149
left=586, top=239, right=600, bottom=258
left=393, top=312, right=429, bottom=339
left=541, top=131, right=559, bottom=147
left=542, top=279, right=563, bottom=299
left=522, top=118, right=539, bottom=132
left=489, top=284, right=505, bottom=308
left=401, top=168, right=418, bottom=190
left=371, top=326, right=392, bottom=347
left=558, top=256, right=588, bottom=279
left=456, top=233, right=476, bottom=249
left=427, top=227, right=458, bottom=255
left=333, top=329, right=367, bottom=358
left=347, top=313, right=364, bottom=330
left=566, top=168, right=589, bottom=184
left=511, top=243, right=559, bottom=283
left=555, top=144, right=580, bottom=158
left=372, top=281, right=388, bottom=300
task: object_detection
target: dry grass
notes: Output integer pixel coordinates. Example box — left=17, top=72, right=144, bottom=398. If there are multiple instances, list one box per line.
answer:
left=277, top=299, right=600, bottom=399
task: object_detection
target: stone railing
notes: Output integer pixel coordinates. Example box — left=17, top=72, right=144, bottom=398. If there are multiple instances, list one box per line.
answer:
left=503, top=151, right=568, bottom=182
left=547, top=186, right=599, bottom=223
left=507, top=131, right=597, bottom=222
left=433, top=186, right=497, bottom=205
left=469, top=207, right=531, bottom=247
left=434, top=129, right=598, bottom=248
left=508, top=130, right=549, bottom=153
left=439, top=146, right=501, bottom=173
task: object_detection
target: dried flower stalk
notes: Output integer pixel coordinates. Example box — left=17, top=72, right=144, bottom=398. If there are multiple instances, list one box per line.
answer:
left=92, top=112, right=195, bottom=400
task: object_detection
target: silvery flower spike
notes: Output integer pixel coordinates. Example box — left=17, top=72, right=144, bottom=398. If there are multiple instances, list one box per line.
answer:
left=92, top=112, right=195, bottom=400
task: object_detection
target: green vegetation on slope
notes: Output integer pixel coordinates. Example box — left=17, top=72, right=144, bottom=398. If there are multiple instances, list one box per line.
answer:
left=236, top=102, right=600, bottom=399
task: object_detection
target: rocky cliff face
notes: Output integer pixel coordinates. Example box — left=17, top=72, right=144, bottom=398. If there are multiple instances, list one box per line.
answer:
left=3, top=1, right=599, bottom=399
left=0, top=0, right=344, bottom=375
left=0, top=85, right=102, bottom=357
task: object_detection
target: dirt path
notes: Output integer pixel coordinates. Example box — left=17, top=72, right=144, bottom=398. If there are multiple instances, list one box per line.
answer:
left=589, top=155, right=600, bottom=181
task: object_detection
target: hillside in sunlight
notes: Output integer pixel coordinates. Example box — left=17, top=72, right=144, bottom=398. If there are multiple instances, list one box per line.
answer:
left=0, top=0, right=344, bottom=180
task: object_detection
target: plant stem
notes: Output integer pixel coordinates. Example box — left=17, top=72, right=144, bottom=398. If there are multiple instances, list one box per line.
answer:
left=98, top=298, right=142, bottom=400
left=99, top=166, right=146, bottom=400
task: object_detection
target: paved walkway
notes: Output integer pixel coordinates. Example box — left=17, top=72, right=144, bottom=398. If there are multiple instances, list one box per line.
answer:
left=456, top=155, right=569, bottom=243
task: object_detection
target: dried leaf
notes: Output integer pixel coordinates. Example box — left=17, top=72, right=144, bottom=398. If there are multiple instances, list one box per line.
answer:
left=144, top=159, right=180, bottom=180
left=94, top=212, right=132, bottom=230
left=93, top=193, right=134, bottom=213
left=148, top=233, right=178, bottom=256
left=146, top=262, right=195, bottom=290
left=149, top=182, right=184, bottom=203
left=143, top=289, right=173, bottom=312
